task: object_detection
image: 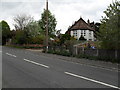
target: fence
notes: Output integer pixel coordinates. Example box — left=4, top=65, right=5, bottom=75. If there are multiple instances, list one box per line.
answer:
left=73, top=46, right=120, bottom=60
left=48, top=46, right=120, bottom=60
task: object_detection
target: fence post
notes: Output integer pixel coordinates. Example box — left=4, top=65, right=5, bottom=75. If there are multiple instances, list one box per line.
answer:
left=82, top=47, right=84, bottom=54
left=115, top=49, right=117, bottom=59
left=96, top=49, right=99, bottom=57
left=75, top=46, right=78, bottom=55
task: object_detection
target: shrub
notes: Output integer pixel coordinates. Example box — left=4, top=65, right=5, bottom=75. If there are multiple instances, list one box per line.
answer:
left=47, top=49, right=71, bottom=57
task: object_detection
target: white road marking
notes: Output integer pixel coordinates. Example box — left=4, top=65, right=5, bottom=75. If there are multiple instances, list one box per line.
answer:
left=23, top=59, right=49, bottom=68
left=6, top=53, right=17, bottom=58
left=65, top=72, right=120, bottom=89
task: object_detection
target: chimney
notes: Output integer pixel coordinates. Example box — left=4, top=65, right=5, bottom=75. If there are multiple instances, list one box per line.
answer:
left=87, top=19, right=90, bottom=25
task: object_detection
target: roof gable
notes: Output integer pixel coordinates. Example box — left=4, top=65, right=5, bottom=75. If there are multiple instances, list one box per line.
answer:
left=68, top=18, right=95, bottom=31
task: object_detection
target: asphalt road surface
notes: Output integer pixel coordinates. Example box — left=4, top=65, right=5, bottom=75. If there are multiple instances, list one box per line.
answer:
left=0, top=46, right=2, bottom=89
left=2, top=46, right=119, bottom=89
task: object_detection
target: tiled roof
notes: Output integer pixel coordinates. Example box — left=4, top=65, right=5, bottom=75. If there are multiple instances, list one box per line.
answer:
left=68, top=18, right=95, bottom=31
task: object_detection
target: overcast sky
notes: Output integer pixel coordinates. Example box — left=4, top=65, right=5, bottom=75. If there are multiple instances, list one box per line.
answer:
left=0, top=0, right=113, bottom=33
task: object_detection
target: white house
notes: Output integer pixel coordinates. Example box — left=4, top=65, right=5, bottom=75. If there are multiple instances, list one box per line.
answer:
left=66, top=18, right=96, bottom=41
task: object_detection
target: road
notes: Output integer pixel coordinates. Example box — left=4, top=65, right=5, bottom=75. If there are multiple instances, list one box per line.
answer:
left=2, top=46, right=119, bottom=89
left=0, top=46, right=2, bottom=89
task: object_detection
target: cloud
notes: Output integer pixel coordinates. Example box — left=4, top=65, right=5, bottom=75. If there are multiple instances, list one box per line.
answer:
left=48, top=0, right=112, bottom=33
left=0, top=0, right=113, bottom=33
left=0, top=2, right=45, bottom=29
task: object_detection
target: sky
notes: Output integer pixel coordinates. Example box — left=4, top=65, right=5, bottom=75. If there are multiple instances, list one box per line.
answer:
left=0, top=0, right=113, bottom=33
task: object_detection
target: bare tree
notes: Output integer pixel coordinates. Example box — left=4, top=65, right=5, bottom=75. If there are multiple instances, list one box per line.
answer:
left=13, top=14, right=34, bottom=30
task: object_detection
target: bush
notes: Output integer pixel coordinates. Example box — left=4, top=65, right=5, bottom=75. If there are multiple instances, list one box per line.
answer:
left=30, top=35, right=45, bottom=44
left=76, top=54, right=119, bottom=63
left=47, top=49, right=71, bottom=57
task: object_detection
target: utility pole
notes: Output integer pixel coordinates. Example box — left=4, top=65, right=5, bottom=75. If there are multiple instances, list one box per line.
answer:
left=45, top=0, right=48, bottom=53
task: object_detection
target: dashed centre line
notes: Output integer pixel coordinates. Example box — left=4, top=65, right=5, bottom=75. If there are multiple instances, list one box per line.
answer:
left=6, top=53, right=17, bottom=58
left=65, top=72, right=119, bottom=89
left=23, top=59, right=49, bottom=68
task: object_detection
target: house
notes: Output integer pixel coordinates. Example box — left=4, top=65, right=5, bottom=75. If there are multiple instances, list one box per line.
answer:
left=66, top=17, right=96, bottom=41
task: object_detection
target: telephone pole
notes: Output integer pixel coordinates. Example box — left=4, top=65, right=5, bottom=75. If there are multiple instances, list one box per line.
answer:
left=45, top=0, right=48, bottom=53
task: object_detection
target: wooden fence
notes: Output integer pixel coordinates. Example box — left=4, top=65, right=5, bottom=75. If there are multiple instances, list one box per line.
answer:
left=73, top=46, right=120, bottom=60
left=48, top=46, right=120, bottom=60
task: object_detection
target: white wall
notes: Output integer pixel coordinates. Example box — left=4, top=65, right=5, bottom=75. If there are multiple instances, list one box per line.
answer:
left=71, top=31, right=73, bottom=36
left=70, top=30, right=95, bottom=41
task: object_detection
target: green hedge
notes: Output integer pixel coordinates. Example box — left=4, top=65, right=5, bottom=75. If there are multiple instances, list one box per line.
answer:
left=76, top=54, right=119, bottom=63
left=47, top=50, right=71, bottom=57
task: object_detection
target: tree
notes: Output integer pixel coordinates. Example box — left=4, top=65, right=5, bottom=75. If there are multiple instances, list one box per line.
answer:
left=94, top=23, right=101, bottom=39
left=56, top=29, right=61, bottom=36
left=31, top=35, right=45, bottom=44
left=25, top=21, right=43, bottom=37
left=12, top=30, right=28, bottom=45
left=60, top=34, right=71, bottom=45
left=13, top=14, right=33, bottom=30
left=0, top=20, right=11, bottom=45
left=24, top=21, right=45, bottom=44
left=98, top=0, right=120, bottom=49
left=79, top=35, right=86, bottom=41
left=39, top=9, right=57, bottom=38
left=12, top=14, right=44, bottom=45
left=0, top=22, right=2, bottom=45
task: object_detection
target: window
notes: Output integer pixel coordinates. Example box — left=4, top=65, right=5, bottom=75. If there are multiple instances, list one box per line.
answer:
left=84, top=30, right=86, bottom=36
left=73, top=30, right=77, bottom=37
left=89, top=31, right=92, bottom=37
left=89, top=31, right=91, bottom=35
left=81, top=30, right=83, bottom=35
left=81, top=30, right=86, bottom=36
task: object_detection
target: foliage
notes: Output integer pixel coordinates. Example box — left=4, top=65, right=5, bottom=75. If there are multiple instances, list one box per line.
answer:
left=0, top=20, right=11, bottom=45
left=8, top=9, right=57, bottom=46
left=39, top=9, right=57, bottom=38
left=56, top=29, right=61, bottom=36
left=31, top=35, right=45, bottom=44
left=59, top=34, right=71, bottom=45
left=25, top=21, right=43, bottom=37
left=47, top=49, right=71, bottom=57
left=99, top=0, right=120, bottom=49
left=49, top=33, right=77, bottom=49
left=64, top=39, right=77, bottom=54
left=12, top=30, right=28, bottom=45
left=94, top=23, right=101, bottom=39
left=12, top=14, right=45, bottom=45
left=0, top=26, right=1, bottom=45
left=79, top=35, right=87, bottom=41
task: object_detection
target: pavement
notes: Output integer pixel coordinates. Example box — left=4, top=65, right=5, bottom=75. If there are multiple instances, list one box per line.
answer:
left=2, top=46, right=119, bottom=88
